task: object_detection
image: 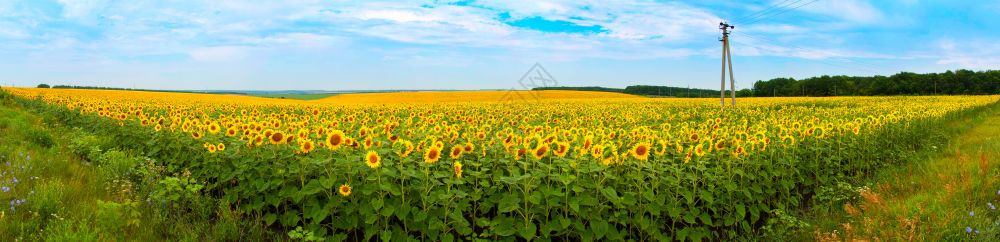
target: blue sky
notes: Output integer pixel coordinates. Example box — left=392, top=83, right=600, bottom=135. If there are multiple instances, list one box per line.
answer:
left=0, top=0, right=998, bottom=91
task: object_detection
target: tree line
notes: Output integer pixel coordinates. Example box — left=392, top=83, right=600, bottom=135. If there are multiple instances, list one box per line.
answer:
left=535, top=69, right=999, bottom=98
left=533, top=85, right=721, bottom=98
left=750, top=69, right=1000, bottom=97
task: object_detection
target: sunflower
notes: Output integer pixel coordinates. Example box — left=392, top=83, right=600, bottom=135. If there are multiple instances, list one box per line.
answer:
left=781, top=135, right=796, bottom=146
left=582, top=135, right=594, bottom=150
left=684, top=147, right=693, bottom=163
left=655, top=141, right=668, bottom=156
left=463, top=142, right=474, bottom=153
left=532, top=144, right=549, bottom=160
left=217, top=143, right=226, bottom=151
left=631, top=142, right=651, bottom=161
left=358, top=126, right=369, bottom=137
left=553, top=142, right=570, bottom=157
left=424, top=147, right=442, bottom=164
left=732, top=145, right=746, bottom=157
left=208, top=123, right=221, bottom=134
left=300, top=140, right=315, bottom=154
left=591, top=145, right=605, bottom=159
left=714, top=139, right=726, bottom=150
left=365, top=151, right=381, bottom=169
left=601, top=156, right=614, bottom=166
left=515, top=148, right=527, bottom=160
left=226, top=128, right=238, bottom=137
left=395, top=140, right=414, bottom=157
left=191, top=132, right=203, bottom=140
left=453, top=161, right=463, bottom=178
left=363, top=137, right=374, bottom=149
left=207, top=144, right=217, bottom=153
left=689, top=132, right=699, bottom=142
left=694, top=143, right=705, bottom=156
left=253, top=135, right=265, bottom=146
left=325, top=130, right=345, bottom=150
left=450, top=146, right=463, bottom=159
left=154, top=124, right=162, bottom=132
left=338, top=184, right=352, bottom=197
left=270, top=131, right=285, bottom=145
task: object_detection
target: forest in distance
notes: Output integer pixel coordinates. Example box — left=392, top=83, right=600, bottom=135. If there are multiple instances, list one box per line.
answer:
left=536, top=69, right=1000, bottom=97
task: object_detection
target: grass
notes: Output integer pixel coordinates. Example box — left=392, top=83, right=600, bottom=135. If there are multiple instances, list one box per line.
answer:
left=804, top=103, right=1000, bottom=240
left=0, top=94, right=280, bottom=241
left=250, top=93, right=341, bottom=100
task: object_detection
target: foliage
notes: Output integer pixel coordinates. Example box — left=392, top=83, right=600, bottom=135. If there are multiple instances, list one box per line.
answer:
left=4, top=87, right=1000, bottom=240
left=752, top=69, right=1000, bottom=97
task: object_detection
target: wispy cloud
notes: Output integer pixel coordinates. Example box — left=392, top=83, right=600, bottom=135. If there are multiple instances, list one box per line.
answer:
left=935, top=39, right=1000, bottom=70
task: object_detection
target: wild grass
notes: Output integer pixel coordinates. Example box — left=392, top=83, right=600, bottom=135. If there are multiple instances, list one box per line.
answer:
left=807, top=104, right=1000, bottom=241
left=0, top=100, right=281, bottom=241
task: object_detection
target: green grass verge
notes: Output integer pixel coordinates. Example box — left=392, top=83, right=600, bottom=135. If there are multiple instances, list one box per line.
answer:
left=0, top=92, right=281, bottom=241
left=802, top=103, right=1000, bottom=240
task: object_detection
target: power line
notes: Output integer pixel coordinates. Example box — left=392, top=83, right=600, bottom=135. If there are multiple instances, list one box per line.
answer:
left=730, top=0, right=802, bottom=24
left=736, top=0, right=820, bottom=26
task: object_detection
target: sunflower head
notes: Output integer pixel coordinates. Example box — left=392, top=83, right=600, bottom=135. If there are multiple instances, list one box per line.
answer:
left=270, top=132, right=285, bottom=144
left=554, top=142, right=570, bottom=157
left=326, top=130, right=345, bottom=149
left=365, top=151, right=381, bottom=169
left=338, top=184, right=352, bottom=197
left=694, top=144, right=705, bottom=157
left=209, top=123, right=221, bottom=134
left=591, top=145, right=605, bottom=159
left=450, top=146, right=463, bottom=159
left=631, top=142, right=650, bottom=161
left=300, top=140, right=315, bottom=154
left=532, top=144, right=549, bottom=160
left=453, top=161, right=463, bottom=178
left=424, top=147, right=441, bottom=164
left=217, top=143, right=226, bottom=151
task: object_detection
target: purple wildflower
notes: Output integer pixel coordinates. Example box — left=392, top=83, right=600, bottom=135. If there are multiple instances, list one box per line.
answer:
left=1, top=187, right=8, bottom=192
left=966, top=227, right=973, bottom=233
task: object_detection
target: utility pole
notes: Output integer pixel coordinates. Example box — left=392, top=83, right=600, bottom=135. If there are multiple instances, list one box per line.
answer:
left=719, top=22, right=736, bottom=107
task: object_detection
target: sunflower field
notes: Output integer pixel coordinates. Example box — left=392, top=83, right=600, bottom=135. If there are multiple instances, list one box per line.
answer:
left=5, top=87, right=999, bottom=241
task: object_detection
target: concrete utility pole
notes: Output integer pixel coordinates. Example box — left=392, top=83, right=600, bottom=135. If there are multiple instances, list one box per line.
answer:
left=719, top=22, right=736, bottom=107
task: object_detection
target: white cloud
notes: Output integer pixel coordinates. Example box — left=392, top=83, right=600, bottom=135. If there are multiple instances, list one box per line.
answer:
left=57, top=0, right=111, bottom=19
left=189, top=46, right=248, bottom=62
left=934, top=39, right=1000, bottom=70
left=800, top=0, right=883, bottom=24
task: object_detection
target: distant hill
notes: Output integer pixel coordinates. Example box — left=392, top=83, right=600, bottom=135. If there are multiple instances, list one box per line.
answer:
left=534, top=85, right=725, bottom=98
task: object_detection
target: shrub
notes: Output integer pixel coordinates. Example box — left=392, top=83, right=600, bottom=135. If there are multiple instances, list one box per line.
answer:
left=24, top=127, right=53, bottom=148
